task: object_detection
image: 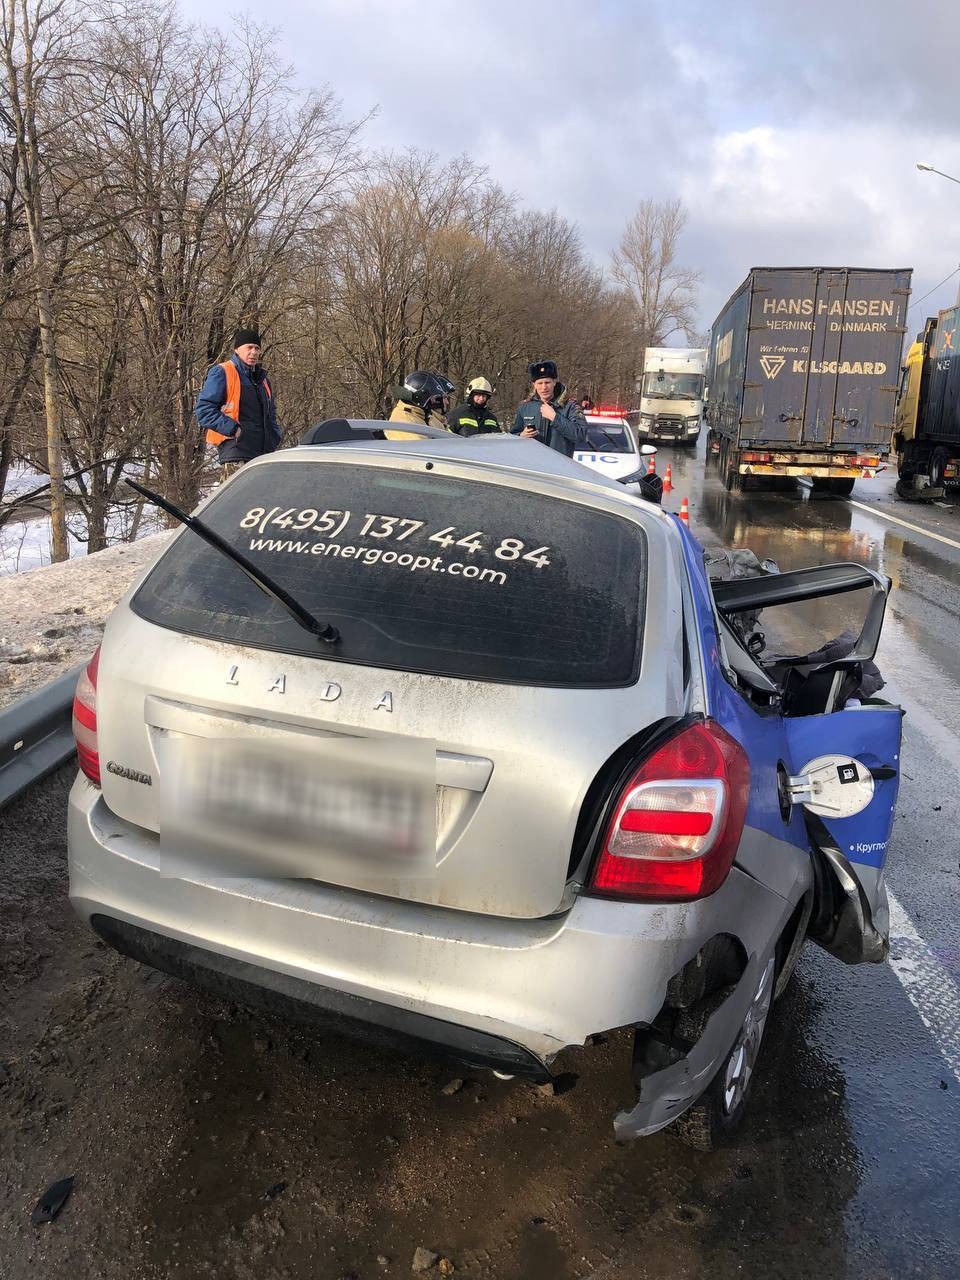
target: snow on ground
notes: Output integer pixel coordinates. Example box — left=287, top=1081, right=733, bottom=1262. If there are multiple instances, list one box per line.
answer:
left=0, top=530, right=174, bottom=708
left=0, top=466, right=164, bottom=575
left=0, top=466, right=228, bottom=705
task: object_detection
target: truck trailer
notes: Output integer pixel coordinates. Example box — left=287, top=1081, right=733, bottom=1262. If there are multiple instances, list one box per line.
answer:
left=636, top=347, right=707, bottom=446
left=706, top=266, right=912, bottom=495
left=893, top=307, right=960, bottom=500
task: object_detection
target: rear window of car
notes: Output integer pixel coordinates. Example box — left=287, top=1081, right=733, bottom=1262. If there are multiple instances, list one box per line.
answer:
left=131, top=459, right=647, bottom=686
left=582, top=423, right=634, bottom=453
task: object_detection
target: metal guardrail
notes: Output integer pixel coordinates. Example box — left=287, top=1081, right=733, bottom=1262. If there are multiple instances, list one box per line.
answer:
left=0, top=664, right=83, bottom=809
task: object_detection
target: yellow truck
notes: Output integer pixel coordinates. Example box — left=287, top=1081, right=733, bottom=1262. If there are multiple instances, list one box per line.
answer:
left=894, top=307, right=960, bottom=500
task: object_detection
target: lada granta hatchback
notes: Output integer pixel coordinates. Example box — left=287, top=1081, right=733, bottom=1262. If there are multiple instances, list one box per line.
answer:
left=68, top=424, right=901, bottom=1147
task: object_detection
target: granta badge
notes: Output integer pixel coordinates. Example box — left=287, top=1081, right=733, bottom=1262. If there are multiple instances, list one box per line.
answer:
left=106, top=761, right=153, bottom=786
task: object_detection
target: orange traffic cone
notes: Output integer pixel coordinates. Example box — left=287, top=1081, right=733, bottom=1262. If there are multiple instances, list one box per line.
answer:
left=663, top=464, right=673, bottom=493
left=647, top=453, right=656, bottom=474
left=679, top=496, right=690, bottom=525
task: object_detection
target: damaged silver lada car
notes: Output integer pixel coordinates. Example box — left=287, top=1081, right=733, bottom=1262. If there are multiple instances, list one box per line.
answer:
left=68, top=422, right=901, bottom=1148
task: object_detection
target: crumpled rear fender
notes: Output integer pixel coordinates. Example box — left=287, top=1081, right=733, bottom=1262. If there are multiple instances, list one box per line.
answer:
left=613, top=946, right=773, bottom=1140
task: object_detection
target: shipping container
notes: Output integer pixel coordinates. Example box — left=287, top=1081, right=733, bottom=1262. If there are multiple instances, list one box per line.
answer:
left=893, top=306, right=960, bottom=498
left=707, top=266, right=912, bottom=495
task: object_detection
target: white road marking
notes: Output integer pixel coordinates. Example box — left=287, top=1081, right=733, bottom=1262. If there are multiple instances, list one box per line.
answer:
left=892, top=688, right=960, bottom=774
left=887, top=890, right=960, bottom=1083
left=847, top=497, right=960, bottom=553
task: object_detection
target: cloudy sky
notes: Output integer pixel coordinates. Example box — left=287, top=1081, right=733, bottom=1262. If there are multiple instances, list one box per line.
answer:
left=183, top=0, right=960, bottom=339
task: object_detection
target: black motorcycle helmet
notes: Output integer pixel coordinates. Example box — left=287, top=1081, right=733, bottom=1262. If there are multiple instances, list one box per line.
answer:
left=397, top=371, right=455, bottom=413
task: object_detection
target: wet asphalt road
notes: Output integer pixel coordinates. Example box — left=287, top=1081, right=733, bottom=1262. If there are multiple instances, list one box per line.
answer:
left=2, top=443, right=959, bottom=1279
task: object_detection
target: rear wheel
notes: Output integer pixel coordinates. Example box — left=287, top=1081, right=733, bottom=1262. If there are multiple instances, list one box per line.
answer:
left=722, top=442, right=741, bottom=492
left=897, top=442, right=917, bottom=478
left=896, top=443, right=923, bottom=499
left=930, top=446, right=951, bottom=489
left=671, top=954, right=776, bottom=1151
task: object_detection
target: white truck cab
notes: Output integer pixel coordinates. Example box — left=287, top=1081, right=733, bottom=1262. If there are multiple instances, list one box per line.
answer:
left=637, top=347, right=707, bottom=446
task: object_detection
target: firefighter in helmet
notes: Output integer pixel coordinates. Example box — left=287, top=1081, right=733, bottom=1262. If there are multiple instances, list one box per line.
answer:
left=386, top=371, right=454, bottom=440
left=452, top=376, right=502, bottom=436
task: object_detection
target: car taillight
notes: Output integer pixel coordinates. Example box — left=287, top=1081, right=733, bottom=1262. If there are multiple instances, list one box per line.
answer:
left=854, top=455, right=880, bottom=467
left=741, top=451, right=771, bottom=463
left=72, top=647, right=101, bottom=786
left=588, top=720, right=750, bottom=902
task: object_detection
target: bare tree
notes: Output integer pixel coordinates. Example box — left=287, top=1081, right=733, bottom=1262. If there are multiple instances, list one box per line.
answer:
left=0, top=119, right=39, bottom=502
left=0, top=0, right=78, bottom=559
left=1, top=6, right=682, bottom=565
left=611, top=197, right=701, bottom=359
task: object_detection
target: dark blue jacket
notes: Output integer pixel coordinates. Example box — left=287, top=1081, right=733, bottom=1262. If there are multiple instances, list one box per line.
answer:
left=510, top=396, right=586, bottom=457
left=195, top=354, right=281, bottom=463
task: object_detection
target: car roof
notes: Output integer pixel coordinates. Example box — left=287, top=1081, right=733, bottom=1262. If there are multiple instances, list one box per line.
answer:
left=285, top=420, right=665, bottom=513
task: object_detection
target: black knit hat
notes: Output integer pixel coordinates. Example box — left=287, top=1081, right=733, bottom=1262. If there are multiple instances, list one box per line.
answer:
left=233, top=327, right=262, bottom=349
left=528, top=359, right=557, bottom=381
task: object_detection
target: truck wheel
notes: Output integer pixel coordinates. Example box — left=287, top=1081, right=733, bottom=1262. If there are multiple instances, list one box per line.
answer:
left=897, top=445, right=916, bottom=479
left=671, top=954, right=777, bottom=1151
left=930, top=447, right=951, bottom=489
left=722, top=444, right=741, bottom=492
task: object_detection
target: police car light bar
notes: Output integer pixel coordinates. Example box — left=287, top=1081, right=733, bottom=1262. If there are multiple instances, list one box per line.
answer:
left=593, top=405, right=628, bottom=417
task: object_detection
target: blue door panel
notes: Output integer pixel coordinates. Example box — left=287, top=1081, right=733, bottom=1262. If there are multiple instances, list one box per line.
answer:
left=675, top=516, right=901, bottom=886
left=782, top=709, right=902, bottom=870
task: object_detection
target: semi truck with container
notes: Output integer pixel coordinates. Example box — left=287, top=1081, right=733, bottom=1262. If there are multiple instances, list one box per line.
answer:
left=636, top=347, right=707, bottom=446
left=893, top=306, right=960, bottom=500
left=706, top=266, right=912, bottom=495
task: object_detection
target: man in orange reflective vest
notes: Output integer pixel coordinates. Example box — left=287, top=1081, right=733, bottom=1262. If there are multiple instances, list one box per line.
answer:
left=195, top=328, right=281, bottom=478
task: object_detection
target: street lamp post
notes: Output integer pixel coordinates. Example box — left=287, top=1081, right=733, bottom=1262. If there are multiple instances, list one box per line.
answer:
left=916, top=161, right=960, bottom=186
left=916, top=164, right=960, bottom=301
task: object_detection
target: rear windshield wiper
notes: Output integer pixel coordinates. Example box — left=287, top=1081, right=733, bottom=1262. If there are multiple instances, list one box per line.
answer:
left=125, top=479, right=340, bottom=645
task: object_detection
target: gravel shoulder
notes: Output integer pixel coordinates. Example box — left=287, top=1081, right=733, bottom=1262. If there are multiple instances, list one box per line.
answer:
left=0, top=534, right=173, bottom=709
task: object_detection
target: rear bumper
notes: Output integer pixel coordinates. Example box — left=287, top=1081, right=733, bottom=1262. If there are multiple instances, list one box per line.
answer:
left=89, top=913, right=551, bottom=1079
left=68, top=778, right=791, bottom=1073
left=720, top=447, right=887, bottom=479
left=741, top=463, right=880, bottom=479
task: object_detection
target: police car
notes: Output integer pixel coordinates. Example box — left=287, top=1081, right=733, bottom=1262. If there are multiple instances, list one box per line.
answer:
left=68, top=421, right=901, bottom=1149
left=573, top=406, right=655, bottom=492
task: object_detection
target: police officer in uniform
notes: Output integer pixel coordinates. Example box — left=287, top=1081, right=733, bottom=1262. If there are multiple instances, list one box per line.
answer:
left=510, top=359, right=586, bottom=457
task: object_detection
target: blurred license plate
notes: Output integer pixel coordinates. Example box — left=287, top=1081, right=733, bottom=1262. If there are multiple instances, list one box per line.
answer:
left=163, top=734, right=436, bottom=878
left=214, top=752, right=423, bottom=852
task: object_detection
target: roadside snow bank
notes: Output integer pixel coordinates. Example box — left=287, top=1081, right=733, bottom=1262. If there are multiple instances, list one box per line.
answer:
left=0, top=464, right=165, bottom=575
left=0, top=531, right=174, bottom=708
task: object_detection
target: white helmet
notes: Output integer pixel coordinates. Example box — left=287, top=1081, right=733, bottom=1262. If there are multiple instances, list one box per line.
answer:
left=466, top=376, right=493, bottom=397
